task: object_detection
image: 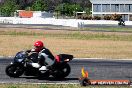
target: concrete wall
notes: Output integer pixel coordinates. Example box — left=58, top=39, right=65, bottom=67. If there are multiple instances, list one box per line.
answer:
left=0, top=17, right=130, bottom=28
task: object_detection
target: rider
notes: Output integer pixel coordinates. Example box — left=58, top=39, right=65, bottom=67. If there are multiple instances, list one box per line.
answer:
left=27, top=41, right=55, bottom=71
left=118, top=16, right=125, bottom=26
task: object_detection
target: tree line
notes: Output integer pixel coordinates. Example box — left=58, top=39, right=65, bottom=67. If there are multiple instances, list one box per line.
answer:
left=0, top=0, right=91, bottom=17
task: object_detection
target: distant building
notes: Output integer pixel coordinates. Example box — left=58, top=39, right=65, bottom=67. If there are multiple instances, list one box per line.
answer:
left=90, top=0, right=132, bottom=21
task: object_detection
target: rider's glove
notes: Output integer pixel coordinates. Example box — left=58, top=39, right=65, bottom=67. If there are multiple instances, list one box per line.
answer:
left=26, top=50, right=31, bottom=53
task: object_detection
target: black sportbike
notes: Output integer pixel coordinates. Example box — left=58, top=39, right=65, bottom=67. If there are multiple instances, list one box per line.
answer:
left=5, top=51, right=73, bottom=79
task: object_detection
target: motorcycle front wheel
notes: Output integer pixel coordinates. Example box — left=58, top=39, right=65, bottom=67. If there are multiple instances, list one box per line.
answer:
left=5, top=64, right=24, bottom=78
left=52, top=63, right=71, bottom=79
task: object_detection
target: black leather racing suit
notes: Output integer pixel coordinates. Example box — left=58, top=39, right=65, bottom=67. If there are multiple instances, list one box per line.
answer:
left=38, top=47, right=55, bottom=68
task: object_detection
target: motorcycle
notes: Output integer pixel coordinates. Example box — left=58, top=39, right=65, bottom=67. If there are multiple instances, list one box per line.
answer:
left=5, top=51, right=73, bottom=79
left=118, top=21, right=125, bottom=26
left=118, top=19, right=125, bottom=26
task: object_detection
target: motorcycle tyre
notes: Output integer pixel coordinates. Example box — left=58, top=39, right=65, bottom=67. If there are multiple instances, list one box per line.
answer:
left=5, top=64, right=24, bottom=78
left=52, top=63, right=71, bottom=79
left=38, top=71, right=50, bottom=79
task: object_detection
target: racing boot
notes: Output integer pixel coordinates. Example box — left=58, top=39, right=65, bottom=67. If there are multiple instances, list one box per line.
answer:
left=31, top=63, right=40, bottom=68
left=39, top=66, right=47, bottom=71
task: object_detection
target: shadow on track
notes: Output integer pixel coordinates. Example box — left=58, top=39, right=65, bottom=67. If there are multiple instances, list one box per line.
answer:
left=19, top=76, right=78, bottom=81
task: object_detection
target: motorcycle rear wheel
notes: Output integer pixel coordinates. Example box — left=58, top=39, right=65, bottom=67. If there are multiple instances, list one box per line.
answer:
left=38, top=71, right=50, bottom=79
left=52, top=63, right=71, bottom=79
left=5, top=64, right=24, bottom=78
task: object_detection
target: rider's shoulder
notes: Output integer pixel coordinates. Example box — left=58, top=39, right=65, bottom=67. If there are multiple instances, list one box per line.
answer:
left=41, top=47, right=49, bottom=51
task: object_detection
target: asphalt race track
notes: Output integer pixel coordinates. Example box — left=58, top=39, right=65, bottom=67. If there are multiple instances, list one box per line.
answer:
left=1, top=58, right=132, bottom=84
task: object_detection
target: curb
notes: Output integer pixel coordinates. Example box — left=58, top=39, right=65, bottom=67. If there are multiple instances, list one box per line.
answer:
left=0, top=56, right=132, bottom=61
left=0, top=82, right=79, bottom=84
left=0, top=56, right=14, bottom=58
left=74, top=58, right=132, bottom=61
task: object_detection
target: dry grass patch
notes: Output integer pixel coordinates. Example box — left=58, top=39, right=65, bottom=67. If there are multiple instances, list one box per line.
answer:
left=0, top=28, right=132, bottom=59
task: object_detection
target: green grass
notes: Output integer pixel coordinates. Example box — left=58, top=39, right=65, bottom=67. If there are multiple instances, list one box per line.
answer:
left=0, top=84, right=130, bottom=88
left=1, top=30, right=132, bottom=41
left=70, top=33, right=132, bottom=41
left=82, top=27, right=132, bottom=32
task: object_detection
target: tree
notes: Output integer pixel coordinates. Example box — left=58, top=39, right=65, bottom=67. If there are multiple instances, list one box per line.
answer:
left=31, top=0, right=47, bottom=11
left=0, top=0, right=19, bottom=16
left=0, top=0, right=92, bottom=16
left=56, top=3, right=83, bottom=16
left=16, top=0, right=26, bottom=9
left=15, top=0, right=33, bottom=10
left=84, top=7, right=92, bottom=15
left=62, top=0, right=71, bottom=3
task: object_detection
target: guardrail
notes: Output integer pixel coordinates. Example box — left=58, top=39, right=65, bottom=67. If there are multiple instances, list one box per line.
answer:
left=0, top=17, right=131, bottom=28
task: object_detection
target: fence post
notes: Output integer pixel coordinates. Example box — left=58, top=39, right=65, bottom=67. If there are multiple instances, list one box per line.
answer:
left=78, top=22, right=84, bottom=29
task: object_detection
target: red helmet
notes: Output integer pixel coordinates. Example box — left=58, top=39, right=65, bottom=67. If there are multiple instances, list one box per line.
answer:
left=34, top=41, right=44, bottom=52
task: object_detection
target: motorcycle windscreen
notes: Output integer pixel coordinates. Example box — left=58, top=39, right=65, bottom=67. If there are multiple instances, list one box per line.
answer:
left=14, top=51, right=27, bottom=62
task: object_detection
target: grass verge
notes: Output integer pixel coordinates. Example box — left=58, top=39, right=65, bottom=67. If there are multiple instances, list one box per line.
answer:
left=83, top=27, right=132, bottom=32
left=0, top=28, right=132, bottom=59
left=0, top=84, right=130, bottom=88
